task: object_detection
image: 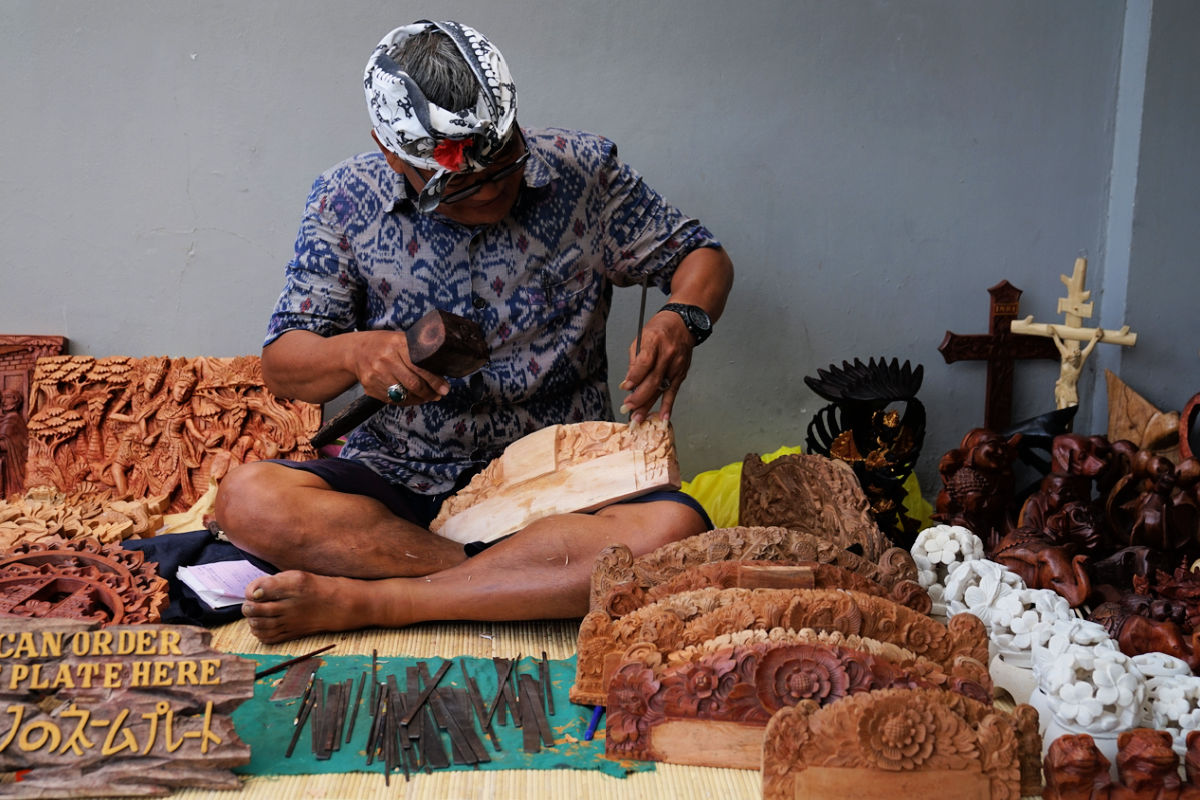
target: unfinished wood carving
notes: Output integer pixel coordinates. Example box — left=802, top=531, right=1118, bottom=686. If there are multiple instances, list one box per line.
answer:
left=596, top=558, right=930, bottom=620
left=762, top=688, right=1031, bottom=800
left=24, top=355, right=320, bottom=513
left=604, top=638, right=988, bottom=768
left=0, top=488, right=167, bottom=551
left=739, top=453, right=892, bottom=561
left=430, top=419, right=680, bottom=545
left=1106, top=370, right=1181, bottom=461
left=0, top=537, right=168, bottom=625
left=0, top=619, right=253, bottom=796
left=570, top=586, right=989, bottom=706
left=588, top=525, right=920, bottom=613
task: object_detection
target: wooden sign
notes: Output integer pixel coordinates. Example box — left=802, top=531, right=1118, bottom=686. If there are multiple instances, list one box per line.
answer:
left=0, top=619, right=253, bottom=797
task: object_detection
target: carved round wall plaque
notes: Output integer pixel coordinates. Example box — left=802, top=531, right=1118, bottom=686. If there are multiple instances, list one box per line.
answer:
left=0, top=537, right=167, bottom=624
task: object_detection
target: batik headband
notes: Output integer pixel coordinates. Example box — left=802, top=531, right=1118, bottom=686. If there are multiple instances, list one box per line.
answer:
left=364, top=20, right=518, bottom=211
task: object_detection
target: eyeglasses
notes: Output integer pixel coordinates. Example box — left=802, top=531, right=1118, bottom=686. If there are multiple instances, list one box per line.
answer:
left=438, top=131, right=530, bottom=205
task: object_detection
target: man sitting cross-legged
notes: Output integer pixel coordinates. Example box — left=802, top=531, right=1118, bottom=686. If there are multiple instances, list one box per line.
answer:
left=214, top=19, right=732, bottom=644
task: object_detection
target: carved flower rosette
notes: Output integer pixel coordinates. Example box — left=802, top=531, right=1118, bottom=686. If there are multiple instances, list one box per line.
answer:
left=988, top=587, right=1074, bottom=659
left=605, top=662, right=663, bottom=757
left=1042, top=648, right=1144, bottom=732
left=911, top=524, right=985, bottom=611
left=1145, top=674, right=1200, bottom=755
left=1028, top=617, right=1116, bottom=684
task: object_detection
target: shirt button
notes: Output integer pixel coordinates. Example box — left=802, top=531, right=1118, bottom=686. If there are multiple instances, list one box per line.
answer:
left=472, top=295, right=487, bottom=310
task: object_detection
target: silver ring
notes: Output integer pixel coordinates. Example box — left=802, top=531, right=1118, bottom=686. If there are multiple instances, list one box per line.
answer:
left=386, top=382, right=408, bottom=403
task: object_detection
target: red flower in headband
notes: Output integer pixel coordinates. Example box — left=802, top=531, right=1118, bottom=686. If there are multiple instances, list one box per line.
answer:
left=433, top=137, right=473, bottom=171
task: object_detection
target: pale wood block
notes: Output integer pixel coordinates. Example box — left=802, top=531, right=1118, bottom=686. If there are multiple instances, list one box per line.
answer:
left=431, top=419, right=681, bottom=546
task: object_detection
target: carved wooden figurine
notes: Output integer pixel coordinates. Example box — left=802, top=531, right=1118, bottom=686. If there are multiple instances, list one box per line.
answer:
left=586, top=525, right=920, bottom=614
left=935, top=428, right=1022, bottom=549
left=1044, top=733, right=1114, bottom=800
left=24, top=355, right=320, bottom=513
left=571, top=586, right=989, bottom=706
left=604, top=638, right=988, bottom=769
left=761, top=688, right=1034, bottom=800
left=1010, top=257, right=1138, bottom=410
left=802, top=357, right=927, bottom=545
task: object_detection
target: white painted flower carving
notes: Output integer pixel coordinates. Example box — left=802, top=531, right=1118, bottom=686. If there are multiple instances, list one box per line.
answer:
left=1043, top=648, right=1143, bottom=732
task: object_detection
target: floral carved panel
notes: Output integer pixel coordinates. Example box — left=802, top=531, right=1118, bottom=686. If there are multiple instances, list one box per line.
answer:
left=762, top=688, right=1030, bottom=800
left=570, top=586, right=990, bottom=706
left=587, top=525, right=918, bottom=613
left=604, top=638, right=994, bottom=769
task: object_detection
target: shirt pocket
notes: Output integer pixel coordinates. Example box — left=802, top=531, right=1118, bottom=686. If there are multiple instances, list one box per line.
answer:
left=517, top=245, right=595, bottom=328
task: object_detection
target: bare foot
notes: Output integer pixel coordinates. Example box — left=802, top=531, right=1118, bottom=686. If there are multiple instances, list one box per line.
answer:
left=241, top=571, right=410, bottom=644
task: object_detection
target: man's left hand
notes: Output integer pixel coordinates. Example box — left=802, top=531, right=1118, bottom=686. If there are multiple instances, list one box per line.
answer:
left=619, top=310, right=694, bottom=424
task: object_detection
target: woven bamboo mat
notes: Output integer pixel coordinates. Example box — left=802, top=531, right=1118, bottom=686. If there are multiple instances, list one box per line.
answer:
left=172, top=617, right=761, bottom=800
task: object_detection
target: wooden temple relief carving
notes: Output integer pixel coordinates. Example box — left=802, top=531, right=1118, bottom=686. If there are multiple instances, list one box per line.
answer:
left=761, top=688, right=1030, bottom=800
left=604, top=637, right=993, bottom=769
left=24, top=355, right=320, bottom=514
left=597, top=558, right=931, bottom=619
left=739, top=453, right=893, bottom=561
left=587, top=525, right=919, bottom=613
left=430, top=419, right=680, bottom=545
left=0, top=335, right=66, bottom=502
left=570, top=586, right=989, bottom=705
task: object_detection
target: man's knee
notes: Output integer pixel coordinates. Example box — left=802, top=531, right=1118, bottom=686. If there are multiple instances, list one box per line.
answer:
left=598, top=499, right=707, bottom=556
left=214, top=462, right=295, bottom=546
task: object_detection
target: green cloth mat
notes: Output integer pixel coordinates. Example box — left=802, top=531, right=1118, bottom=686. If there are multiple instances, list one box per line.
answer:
left=231, top=653, right=652, bottom=779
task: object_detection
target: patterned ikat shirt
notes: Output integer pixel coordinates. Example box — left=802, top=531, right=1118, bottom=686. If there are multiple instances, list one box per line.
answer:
left=266, top=128, right=721, bottom=494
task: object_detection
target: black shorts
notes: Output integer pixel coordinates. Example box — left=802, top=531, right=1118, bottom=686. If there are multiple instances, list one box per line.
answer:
left=268, top=457, right=713, bottom=553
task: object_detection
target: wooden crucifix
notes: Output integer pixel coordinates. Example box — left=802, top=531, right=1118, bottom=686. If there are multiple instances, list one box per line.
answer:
left=1010, top=257, right=1137, bottom=409
left=939, top=280, right=1059, bottom=430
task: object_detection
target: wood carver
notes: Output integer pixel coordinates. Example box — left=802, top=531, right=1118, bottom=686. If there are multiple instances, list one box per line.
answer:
left=0, top=619, right=253, bottom=796
left=586, top=525, right=920, bottom=613
left=430, top=419, right=680, bottom=545
left=761, top=687, right=1034, bottom=800
left=24, top=355, right=320, bottom=514
left=571, top=586, right=989, bottom=706
left=604, top=638, right=990, bottom=769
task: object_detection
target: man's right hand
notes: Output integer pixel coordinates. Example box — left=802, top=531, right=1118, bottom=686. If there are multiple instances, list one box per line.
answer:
left=261, top=329, right=448, bottom=405
left=347, top=330, right=450, bottom=405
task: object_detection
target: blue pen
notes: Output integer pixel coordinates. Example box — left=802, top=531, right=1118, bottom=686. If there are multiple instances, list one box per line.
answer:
left=583, top=705, right=604, bottom=740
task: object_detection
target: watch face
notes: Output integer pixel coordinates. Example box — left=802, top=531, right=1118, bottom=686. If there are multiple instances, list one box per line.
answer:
left=686, top=306, right=712, bottom=332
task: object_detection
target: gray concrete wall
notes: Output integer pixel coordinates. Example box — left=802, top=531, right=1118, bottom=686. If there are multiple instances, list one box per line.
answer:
left=1, top=1, right=1193, bottom=492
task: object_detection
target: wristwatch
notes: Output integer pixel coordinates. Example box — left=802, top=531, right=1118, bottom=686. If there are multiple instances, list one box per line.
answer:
left=660, top=303, right=713, bottom=345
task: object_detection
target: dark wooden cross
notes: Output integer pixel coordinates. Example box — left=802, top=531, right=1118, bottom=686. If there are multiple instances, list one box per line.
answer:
left=939, top=280, right=1058, bottom=430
